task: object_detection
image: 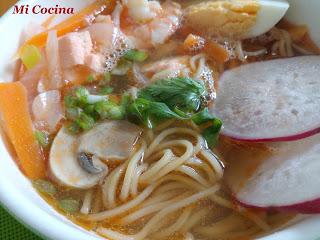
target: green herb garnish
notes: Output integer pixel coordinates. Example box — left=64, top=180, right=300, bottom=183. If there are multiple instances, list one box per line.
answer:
left=191, top=108, right=223, bottom=147
left=128, top=98, right=186, bottom=128
left=124, top=49, right=148, bottom=62
left=202, top=118, right=223, bottom=148
left=127, top=77, right=222, bottom=147
left=191, top=108, right=214, bottom=125
left=139, top=77, right=207, bottom=113
left=64, top=77, right=222, bottom=147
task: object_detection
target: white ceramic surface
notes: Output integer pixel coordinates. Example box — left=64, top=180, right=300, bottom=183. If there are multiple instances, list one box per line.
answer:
left=285, top=0, right=320, bottom=48
left=0, top=1, right=320, bottom=240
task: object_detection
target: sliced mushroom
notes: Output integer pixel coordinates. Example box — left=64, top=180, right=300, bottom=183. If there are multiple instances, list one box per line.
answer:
left=49, top=127, right=107, bottom=189
left=77, top=152, right=105, bottom=174
left=78, top=120, right=143, bottom=161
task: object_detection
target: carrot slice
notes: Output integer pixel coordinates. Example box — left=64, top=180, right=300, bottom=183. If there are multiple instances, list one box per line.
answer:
left=20, top=0, right=116, bottom=50
left=0, top=82, right=46, bottom=179
left=205, top=40, right=229, bottom=64
left=183, top=34, right=205, bottom=52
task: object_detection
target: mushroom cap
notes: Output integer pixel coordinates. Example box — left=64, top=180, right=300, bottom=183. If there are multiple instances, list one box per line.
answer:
left=49, top=127, right=107, bottom=189
left=49, top=121, right=142, bottom=189
left=78, top=120, right=143, bottom=161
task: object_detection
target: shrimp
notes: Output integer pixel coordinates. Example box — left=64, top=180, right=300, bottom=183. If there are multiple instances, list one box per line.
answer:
left=142, top=56, right=190, bottom=81
left=121, top=0, right=182, bottom=49
left=124, top=0, right=159, bottom=22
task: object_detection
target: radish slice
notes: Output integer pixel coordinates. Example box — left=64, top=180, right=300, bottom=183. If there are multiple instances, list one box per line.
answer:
left=232, top=133, right=320, bottom=213
left=211, top=56, right=320, bottom=142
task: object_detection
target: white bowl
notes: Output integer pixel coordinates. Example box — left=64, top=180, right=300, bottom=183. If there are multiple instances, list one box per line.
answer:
left=0, top=1, right=320, bottom=240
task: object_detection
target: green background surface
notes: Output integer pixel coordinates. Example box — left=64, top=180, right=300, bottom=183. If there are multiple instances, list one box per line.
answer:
left=0, top=205, right=43, bottom=240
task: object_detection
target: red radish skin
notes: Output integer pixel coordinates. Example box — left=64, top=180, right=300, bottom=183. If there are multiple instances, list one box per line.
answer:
left=237, top=197, right=320, bottom=214
left=229, top=127, right=320, bottom=143
left=211, top=56, right=320, bottom=142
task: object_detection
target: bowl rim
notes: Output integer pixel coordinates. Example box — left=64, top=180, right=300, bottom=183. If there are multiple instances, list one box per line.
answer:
left=0, top=1, right=320, bottom=240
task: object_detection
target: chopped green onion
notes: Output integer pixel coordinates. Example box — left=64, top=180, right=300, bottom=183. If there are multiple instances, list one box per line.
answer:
left=86, top=74, right=96, bottom=83
left=111, top=59, right=132, bottom=75
left=83, top=103, right=100, bottom=121
left=124, top=49, right=148, bottom=62
left=67, top=122, right=81, bottom=134
left=95, top=101, right=124, bottom=120
left=108, top=106, right=124, bottom=120
left=95, top=101, right=115, bottom=118
left=32, top=179, right=57, bottom=197
left=83, top=104, right=97, bottom=116
left=99, top=87, right=113, bottom=95
left=66, top=107, right=82, bottom=120
left=75, top=112, right=95, bottom=130
left=64, top=95, right=78, bottom=108
left=202, top=118, right=223, bottom=148
left=75, top=87, right=89, bottom=103
left=20, top=45, right=42, bottom=70
left=103, top=72, right=111, bottom=83
left=87, top=95, right=108, bottom=104
left=64, top=86, right=128, bottom=133
left=58, top=198, right=80, bottom=213
left=34, top=130, right=50, bottom=148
